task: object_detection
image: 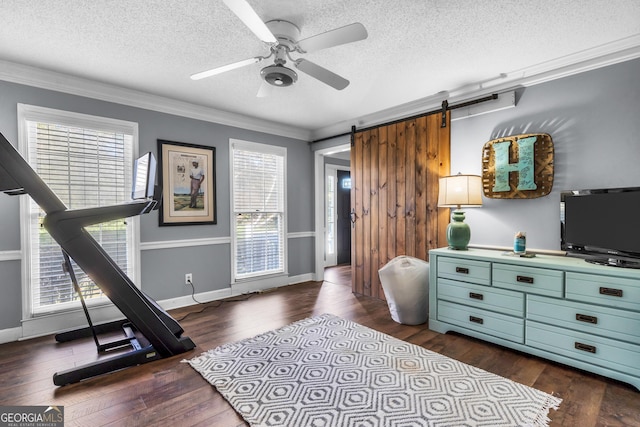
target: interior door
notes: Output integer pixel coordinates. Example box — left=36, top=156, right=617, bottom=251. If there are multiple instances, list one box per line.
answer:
left=336, top=170, right=351, bottom=265
left=350, top=112, right=450, bottom=299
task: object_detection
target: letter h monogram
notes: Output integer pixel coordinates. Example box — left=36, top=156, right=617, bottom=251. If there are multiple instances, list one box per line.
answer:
left=492, top=136, right=537, bottom=192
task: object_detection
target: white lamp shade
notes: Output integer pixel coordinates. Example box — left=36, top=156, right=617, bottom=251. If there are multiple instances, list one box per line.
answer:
left=438, top=174, right=483, bottom=208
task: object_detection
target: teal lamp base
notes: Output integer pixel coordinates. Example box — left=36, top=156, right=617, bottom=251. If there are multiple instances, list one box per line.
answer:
left=446, top=209, right=471, bottom=250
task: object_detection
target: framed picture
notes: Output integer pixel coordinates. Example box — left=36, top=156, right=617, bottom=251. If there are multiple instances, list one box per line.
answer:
left=157, top=140, right=216, bottom=226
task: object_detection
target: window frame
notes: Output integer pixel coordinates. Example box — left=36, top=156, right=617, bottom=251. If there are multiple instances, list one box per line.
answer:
left=17, top=104, right=140, bottom=324
left=229, top=138, right=288, bottom=285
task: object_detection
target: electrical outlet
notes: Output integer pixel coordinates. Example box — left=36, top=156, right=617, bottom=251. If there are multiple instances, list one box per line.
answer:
left=185, top=273, right=192, bottom=285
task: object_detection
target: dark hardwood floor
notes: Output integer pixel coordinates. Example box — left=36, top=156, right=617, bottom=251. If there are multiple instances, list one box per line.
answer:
left=1, top=270, right=638, bottom=426
left=323, top=264, right=352, bottom=287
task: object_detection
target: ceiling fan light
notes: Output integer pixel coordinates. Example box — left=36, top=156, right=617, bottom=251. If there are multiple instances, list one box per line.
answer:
left=261, top=64, right=297, bottom=87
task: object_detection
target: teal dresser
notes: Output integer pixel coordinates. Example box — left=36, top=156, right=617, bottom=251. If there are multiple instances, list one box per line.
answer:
left=429, top=247, right=640, bottom=390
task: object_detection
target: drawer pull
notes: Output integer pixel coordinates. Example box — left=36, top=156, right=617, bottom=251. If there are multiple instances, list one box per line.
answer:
left=599, top=287, right=623, bottom=297
left=469, top=292, right=484, bottom=300
left=469, top=316, right=484, bottom=325
left=456, top=267, right=469, bottom=274
left=574, top=342, right=596, bottom=353
left=576, top=313, right=598, bottom=324
left=516, top=275, right=534, bottom=284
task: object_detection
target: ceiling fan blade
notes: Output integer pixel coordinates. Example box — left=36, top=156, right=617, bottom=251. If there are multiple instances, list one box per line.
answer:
left=191, top=57, right=262, bottom=80
left=297, top=23, right=367, bottom=53
left=256, top=81, right=274, bottom=97
left=295, top=59, right=349, bottom=90
left=223, top=0, right=277, bottom=43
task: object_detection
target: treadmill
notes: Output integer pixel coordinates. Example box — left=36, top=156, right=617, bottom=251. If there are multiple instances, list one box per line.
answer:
left=0, top=132, right=195, bottom=386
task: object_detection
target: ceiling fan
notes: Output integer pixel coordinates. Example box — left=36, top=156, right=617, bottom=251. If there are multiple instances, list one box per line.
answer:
left=190, top=0, right=368, bottom=94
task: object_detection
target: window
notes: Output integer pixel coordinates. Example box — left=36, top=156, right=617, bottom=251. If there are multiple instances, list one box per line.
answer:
left=230, top=139, right=286, bottom=281
left=18, top=105, right=138, bottom=316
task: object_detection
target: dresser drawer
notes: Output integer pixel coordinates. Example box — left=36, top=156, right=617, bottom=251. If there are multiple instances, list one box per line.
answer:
left=527, top=295, right=640, bottom=342
left=493, top=263, right=564, bottom=297
left=437, top=300, right=524, bottom=343
left=526, top=321, right=640, bottom=378
left=566, top=272, right=640, bottom=311
left=438, top=278, right=524, bottom=317
left=437, top=257, right=491, bottom=286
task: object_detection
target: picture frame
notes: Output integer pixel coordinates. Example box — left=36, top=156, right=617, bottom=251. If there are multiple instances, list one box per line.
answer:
left=157, top=139, right=216, bottom=226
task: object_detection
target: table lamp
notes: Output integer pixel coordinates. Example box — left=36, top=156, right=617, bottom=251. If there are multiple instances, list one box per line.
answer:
left=438, top=174, right=483, bottom=250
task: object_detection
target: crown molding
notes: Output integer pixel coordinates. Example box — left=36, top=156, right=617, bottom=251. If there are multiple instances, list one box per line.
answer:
left=2, top=33, right=638, bottom=143
left=0, top=60, right=312, bottom=141
left=311, top=34, right=640, bottom=140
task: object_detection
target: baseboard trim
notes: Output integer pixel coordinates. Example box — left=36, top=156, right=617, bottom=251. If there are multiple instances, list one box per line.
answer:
left=0, top=327, right=22, bottom=344
left=157, top=288, right=232, bottom=311
left=2, top=276, right=316, bottom=343
left=288, top=273, right=314, bottom=284
left=232, top=275, right=290, bottom=295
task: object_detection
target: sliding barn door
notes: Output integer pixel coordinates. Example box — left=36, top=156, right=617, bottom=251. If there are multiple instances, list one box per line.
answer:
left=351, top=112, right=450, bottom=298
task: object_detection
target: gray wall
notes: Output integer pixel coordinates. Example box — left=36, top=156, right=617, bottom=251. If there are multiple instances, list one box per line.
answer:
left=2, top=57, right=639, bottom=332
left=0, top=80, right=314, bottom=330
left=325, top=156, right=351, bottom=168
left=452, top=58, right=640, bottom=251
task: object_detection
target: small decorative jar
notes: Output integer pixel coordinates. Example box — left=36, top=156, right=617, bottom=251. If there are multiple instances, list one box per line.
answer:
left=514, top=231, right=526, bottom=254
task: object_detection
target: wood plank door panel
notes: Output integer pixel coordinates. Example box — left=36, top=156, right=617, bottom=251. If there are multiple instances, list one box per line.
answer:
left=351, top=112, right=450, bottom=298
left=352, top=131, right=364, bottom=295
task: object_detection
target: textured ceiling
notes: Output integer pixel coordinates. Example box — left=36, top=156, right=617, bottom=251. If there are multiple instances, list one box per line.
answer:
left=0, top=1, right=639, bottom=140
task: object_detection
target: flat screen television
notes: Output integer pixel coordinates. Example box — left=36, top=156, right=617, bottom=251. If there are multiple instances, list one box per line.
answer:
left=131, top=152, right=157, bottom=200
left=561, top=187, right=640, bottom=268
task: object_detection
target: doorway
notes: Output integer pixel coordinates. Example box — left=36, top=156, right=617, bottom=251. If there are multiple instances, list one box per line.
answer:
left=324, top=163, right=351, bottom=267
left=314, top=143, right=351, bottom=283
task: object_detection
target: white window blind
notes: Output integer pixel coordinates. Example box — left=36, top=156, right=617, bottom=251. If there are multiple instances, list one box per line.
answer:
left=20, top=107, right=136, bottom=316
left=231, top=140, right=286, bottom=280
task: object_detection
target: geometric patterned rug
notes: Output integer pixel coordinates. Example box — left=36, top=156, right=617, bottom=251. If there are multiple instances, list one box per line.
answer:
left=188, top=313, right=561, bottom=427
